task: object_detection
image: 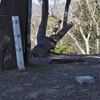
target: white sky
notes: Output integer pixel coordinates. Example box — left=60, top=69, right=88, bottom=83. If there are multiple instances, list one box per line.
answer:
left=0, top=0, right=53, bottom=4
left=32, top=0, right=38, bottom=3
left=32, top=0, right=54, bottom=4
left=0, top=0, right=65, bottom=4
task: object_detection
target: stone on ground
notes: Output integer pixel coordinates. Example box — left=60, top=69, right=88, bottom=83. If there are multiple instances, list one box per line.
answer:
left=75, top=76, right=95, bottom=85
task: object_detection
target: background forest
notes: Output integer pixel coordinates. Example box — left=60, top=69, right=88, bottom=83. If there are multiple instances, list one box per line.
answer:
left=31, top=0, right=100, bottom=55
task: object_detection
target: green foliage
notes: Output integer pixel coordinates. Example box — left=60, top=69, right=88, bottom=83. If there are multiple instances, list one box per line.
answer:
left=53, top=45, right=74, bottom=54
left=76, top=0, right=91, bottom=20
left=73, top=0, right=100, bottom=54
left=33, top=64, right=52, bottom=71
left=52, top=36, right=75, bottom=54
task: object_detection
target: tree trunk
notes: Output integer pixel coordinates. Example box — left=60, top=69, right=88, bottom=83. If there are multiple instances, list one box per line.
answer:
left=26, top=0, right=32, bottom=64
left=31, top=0, right=73, bottom=57
left=0, top=0, right=28, bottom=70
left=86, top=0, right=100, bottom=53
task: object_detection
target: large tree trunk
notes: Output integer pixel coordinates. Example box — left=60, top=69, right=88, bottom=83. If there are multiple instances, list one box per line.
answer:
left=31, top=0, right=73, bottom=57
left=0, top=0, right=29, bottom=70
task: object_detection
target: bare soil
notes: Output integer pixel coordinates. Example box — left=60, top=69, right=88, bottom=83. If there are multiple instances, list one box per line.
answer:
left=0, top=54, right=100, bottom=100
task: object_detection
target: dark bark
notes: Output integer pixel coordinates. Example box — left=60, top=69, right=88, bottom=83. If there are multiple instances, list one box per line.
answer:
left=49, top=59, right=86, bottom=64
left=25, top=0, right=32, bottom=64
left=37, top=0, right=48, bottom=44
left=31, top=0, right=73, bottom=57
left=0, top=0, right=28, bottom=70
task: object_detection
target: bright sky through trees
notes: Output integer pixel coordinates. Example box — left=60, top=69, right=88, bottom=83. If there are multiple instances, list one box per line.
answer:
left=32, top=0, right=65, bottom=5
left=0, top=0, right=65, bottom=4
left=32, top=0, right=54, bottom=4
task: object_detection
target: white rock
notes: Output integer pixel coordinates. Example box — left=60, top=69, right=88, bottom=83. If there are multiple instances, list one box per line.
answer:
left=75, top=76, right=95, bottom=85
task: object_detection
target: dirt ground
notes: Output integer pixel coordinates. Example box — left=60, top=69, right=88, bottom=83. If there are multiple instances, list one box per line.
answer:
left=0, top=54, right=100, bottom=100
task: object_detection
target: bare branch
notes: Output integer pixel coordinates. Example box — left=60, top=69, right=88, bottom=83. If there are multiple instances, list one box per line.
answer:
left=95, top=0, right=100, bottom=11
left=49, top=8, right=60, bottom=20
left=51, top=20, right=62, bottom=34
left=63, top=0, right=71, bottom=27
left=49, top=0, right=73, bottom=43
left=67, top=32, right=85, bottom=54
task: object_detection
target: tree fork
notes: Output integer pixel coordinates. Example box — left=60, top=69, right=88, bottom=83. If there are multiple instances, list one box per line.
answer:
left=31, top=0, right=73, bottom=57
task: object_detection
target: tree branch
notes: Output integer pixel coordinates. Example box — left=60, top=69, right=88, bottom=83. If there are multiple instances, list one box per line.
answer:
left=31, top=0, right=73, bottom=57
left=49, top=0, right=73, bottom=43
left=37, top=0, right=48, bottom=44
left=51, top=20, right=62, bottom=34
left=67, top=31, right=85, bottom=54
left=63, top=0, right=71, bottom=27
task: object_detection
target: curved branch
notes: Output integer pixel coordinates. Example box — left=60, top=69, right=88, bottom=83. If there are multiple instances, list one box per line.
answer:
left=63, top=0, right=71, bottom=27
left=50, top=0, right=73, bottom=43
